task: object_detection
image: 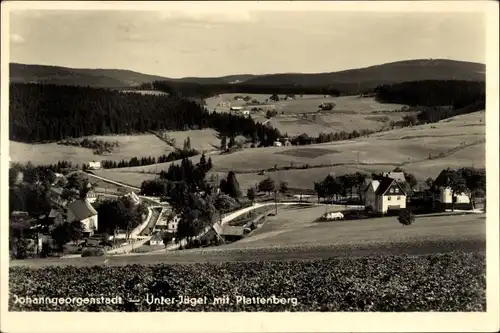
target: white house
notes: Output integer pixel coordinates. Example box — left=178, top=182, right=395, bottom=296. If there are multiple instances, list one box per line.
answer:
left=148, top=234, right=164, bottom=246
left=86, top=189, right=98, bottom=203
left=433, top=170, right=470, bottom=204
left=66, top=199, right=98, bottom=237
left=273, top=141, right=283, bottom=147
left=230, top=106, right=243, bottom=111
left=154, top=213, right=180, bottom=233
left=123, top=192, right=141, bottom=206
left=242, top=110, right=250, bottom=115
left=88, top=161, right=102, bottom=170
left=365, top=178, right=407, bottom=214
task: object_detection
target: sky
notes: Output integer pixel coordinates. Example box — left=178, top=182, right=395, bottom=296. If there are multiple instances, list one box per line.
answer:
left=8, top=6, right=486, bottom=78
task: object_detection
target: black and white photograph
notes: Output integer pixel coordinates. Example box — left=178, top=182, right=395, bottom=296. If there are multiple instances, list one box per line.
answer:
left=1, top=1, right=498, bottom=332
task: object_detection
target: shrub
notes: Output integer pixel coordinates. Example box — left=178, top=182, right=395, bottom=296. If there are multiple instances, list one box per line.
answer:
left=398, top=209, right=415, bottom=226
left=81, top=247, right=105, bottom=257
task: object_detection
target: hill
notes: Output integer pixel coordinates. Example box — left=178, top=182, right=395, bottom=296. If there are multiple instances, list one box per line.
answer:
left=240, top=59, right=485, bottom=87
left=9, top=63, right=170, bottom=88
left=10, top=59, right=484, bottom=89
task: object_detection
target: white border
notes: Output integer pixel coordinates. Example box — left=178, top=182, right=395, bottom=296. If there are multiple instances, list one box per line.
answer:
left=1, top=2, right=499, bottom=333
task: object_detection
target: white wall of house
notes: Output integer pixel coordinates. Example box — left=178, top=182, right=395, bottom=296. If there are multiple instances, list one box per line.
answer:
left=381, top=195, right=406, bottom=213
left=88, top=161, right=101, bottom=170
left=67, top=210, right=98, bottom=235
left=438, top=187, right=470, bottom=204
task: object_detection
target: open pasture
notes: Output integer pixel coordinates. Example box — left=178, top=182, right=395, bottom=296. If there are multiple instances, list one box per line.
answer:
left=157, top=128, right=220, bottom=152
left=224, top=207, right=485, bottom=250
left=9, top=134, right=174, bottom=165
left=99, top=111, right=485, bottom=191
left=9, top=128, right=222, bottom=166
left=207, top=94, right=410, bottom=136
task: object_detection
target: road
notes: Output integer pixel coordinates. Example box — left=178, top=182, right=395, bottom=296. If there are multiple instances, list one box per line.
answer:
left=151, top=202, right=360, bottom=253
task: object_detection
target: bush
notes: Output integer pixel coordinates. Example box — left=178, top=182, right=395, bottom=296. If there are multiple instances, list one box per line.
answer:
left=398, top=209, right=415, bottom=226
left=81, top=247, right=105, bottom=257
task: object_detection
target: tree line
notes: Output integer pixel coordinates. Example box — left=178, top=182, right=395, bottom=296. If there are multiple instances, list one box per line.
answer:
left=374, top=80, right=485, bottom=124
left=9, top=83, right=281, bottom=146
left=151, top=81, right=345, bottom=100
left=97, top=148, right=201, bottom=169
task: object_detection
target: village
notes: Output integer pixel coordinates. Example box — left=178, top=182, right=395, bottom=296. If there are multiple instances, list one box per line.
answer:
left=8, top=157, right=485, bottom=260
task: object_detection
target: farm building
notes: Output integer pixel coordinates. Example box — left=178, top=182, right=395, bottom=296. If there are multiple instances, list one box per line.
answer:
left=273, top=141, right=283, bottom=147
left=242, top=110, right=250, bottom=115
left=154, top=213, right=180, bottom=233
left=365, top=177, right=407, bottom=214
left=218, top=225, right=245, bottom=242
left=86, top=189, right=98, bottom=203
left=433, top=170, right=470, bottom=204
left=147, top=234, right=164, bottom=246
left=230, top=106, right=243, bottom=112
left=382, top=172, right=406, bottom=183
left=88, top=161, right=102, bottom=170
left=66, top=199, right=98, bottom=237
left=122, top=191, right=140, bottom=206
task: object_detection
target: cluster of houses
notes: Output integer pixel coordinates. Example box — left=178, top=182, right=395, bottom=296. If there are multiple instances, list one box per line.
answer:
left=363, top=171, right=471, bottom=214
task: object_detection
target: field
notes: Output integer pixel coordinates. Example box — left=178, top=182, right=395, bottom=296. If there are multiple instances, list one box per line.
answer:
left=9, top=251, right=485, bottom=311
left=222, top=206, right=485, bottom=249
left=97, top=111, right=485, bottom=191
left=206, top=94, right=410, bottom=136
left=9, top=129, right=220, bottom=165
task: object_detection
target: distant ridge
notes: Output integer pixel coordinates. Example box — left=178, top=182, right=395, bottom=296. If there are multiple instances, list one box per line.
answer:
left=10, top=59, right=485, bottom=88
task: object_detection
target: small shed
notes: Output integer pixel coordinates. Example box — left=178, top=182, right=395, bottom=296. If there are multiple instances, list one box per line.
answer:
left=148, top=234, right=164, bottom=246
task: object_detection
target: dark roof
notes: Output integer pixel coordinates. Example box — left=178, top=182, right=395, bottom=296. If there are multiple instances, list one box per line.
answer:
left=375, top=177, right=407, bottom=196
left=67, top=199, right=97, bottom=220
left=375, top=177, right=396, bottom=195
left=434, top=169, right=454, bottom=187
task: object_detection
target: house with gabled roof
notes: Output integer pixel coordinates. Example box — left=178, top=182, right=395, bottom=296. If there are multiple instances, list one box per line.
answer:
left=66, top=198, right=98, bottom=237
left=365, top=177, right=407, bottom=214
left=147, top=233, right=164, bottom=246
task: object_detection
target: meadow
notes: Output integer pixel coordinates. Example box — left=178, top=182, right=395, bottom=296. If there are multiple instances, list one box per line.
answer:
left=9, top=130, right=219, bottom=166
left=222, top=206, right=485, bottom=250
left=97, top=111, right=485, bottom=191
left=206, top=94, right=410, bottom=136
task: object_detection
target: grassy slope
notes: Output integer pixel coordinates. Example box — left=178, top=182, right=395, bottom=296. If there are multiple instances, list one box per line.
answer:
left=207, top=95, right=410, bottom=136
left=9, top=129, right=222, bottom=166
left=222, top=206, right=485, bottom=249
left=99, top=111, right=485, bottom=190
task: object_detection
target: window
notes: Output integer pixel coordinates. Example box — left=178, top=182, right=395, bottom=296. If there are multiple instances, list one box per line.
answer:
left=390, top=188, right=394, bottom=193
left=395, top=188, right=399, bottom=193
left=397, top=196, right=401, bottom=200
left=388, top=196, right=391, bottom=201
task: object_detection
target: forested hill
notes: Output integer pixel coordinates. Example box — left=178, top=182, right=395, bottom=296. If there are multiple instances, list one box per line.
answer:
left=10, top=63, right=257, bottom=88
left=9, top=83, right=280, bottom=144
left=240, top=59, right=485, bottom=87
left=10, top=63, right=170, bottom=88
left=11, top=59, right=484, bottom=89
